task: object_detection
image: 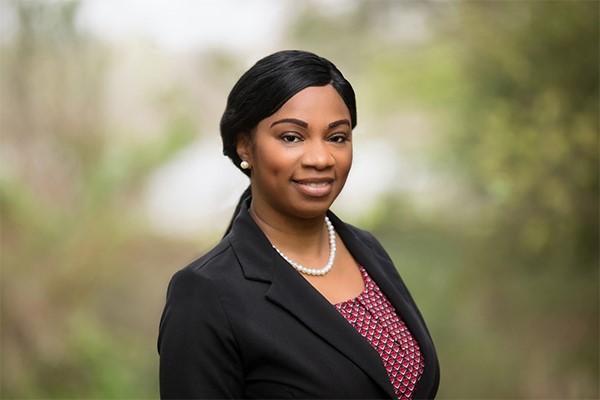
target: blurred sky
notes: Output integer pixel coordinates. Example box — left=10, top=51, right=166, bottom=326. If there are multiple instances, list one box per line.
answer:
left=78, top=0, right=294, bottom=52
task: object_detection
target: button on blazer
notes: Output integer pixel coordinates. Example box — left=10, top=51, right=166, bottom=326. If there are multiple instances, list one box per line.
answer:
left=158, top=199, right=440, bottom=399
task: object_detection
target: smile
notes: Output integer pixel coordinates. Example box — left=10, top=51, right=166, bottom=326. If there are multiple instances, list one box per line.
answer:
left=292, top=178, right=334, bottom=197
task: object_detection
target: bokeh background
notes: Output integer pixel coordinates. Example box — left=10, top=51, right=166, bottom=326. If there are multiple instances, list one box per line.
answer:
left=1, top=0, right=598, bottom=398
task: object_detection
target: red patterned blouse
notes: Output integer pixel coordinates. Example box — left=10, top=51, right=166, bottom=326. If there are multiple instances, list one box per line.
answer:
left=334, top=265, right=425, bottom=399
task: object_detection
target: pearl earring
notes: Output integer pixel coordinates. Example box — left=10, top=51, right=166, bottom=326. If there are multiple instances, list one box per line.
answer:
left=240, top=160, right=250, bottom=170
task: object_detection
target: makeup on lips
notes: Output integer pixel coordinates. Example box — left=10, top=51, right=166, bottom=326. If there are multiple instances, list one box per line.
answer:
left=292, top=177, right=334, bottom=197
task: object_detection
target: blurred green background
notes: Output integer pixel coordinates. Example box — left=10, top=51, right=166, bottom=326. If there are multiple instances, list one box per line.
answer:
left=1, top=0, right=598, bottom=398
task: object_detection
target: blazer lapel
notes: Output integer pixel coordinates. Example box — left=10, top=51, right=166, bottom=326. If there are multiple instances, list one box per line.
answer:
left=330, top=212, right=439, bottom=399
left=228, top=204, right=397, bottom=398
left=266, top=256, right=398, bottom=398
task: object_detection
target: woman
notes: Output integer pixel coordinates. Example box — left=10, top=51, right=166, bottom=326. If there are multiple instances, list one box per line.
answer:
left=158, top=50, right=440, bottom=399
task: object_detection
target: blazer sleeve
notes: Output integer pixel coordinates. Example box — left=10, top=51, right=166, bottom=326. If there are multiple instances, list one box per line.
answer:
left=158, top=268, right=244, bottom=399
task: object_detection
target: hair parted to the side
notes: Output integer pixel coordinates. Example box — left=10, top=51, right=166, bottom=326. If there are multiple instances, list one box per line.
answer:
left=220, top=50, right=357, bottom=177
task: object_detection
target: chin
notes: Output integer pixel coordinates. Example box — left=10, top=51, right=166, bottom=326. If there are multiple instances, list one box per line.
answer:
left=289, top=197, right=338, bottom=219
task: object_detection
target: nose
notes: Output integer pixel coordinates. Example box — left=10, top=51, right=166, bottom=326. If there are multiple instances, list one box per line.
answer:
left=301, top=140, right=335, bottom=170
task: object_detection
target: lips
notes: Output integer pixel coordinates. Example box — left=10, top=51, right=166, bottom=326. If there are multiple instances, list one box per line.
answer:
left=292, top=178, right=334, bottom=197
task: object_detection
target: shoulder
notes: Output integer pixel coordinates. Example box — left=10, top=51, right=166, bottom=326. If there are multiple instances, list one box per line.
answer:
left=180, top=235, right=240, bottom=274
left=335, top=218, right=404, bottom=281
left=160, top=237, right=246, bottom=344
left=338, top=219, right=390, bottom=256
left=343, top=222, right=379, bottom=243
left=166, top=237, right=242, bottom=298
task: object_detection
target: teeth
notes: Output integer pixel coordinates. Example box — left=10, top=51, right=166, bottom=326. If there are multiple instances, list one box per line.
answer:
left=300, top=182, right=328, bottom=187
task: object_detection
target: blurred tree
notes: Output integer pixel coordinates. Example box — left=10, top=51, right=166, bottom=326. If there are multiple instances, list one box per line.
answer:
left=447, top=1, right=598, bottom=264
left=432, top=1, right=599, bottom=397
left=1, top=1, right=195, bottom=397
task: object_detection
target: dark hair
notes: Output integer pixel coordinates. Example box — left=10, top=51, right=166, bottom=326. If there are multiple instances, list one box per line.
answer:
left=220, top=50, right=357, bottom=177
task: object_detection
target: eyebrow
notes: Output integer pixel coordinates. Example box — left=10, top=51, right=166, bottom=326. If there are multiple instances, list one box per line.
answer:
left=270, top=118, right=308, bottom=128
left=328, top=119, right=351, bottom=129
left=270, top=118, right=351, bottom=129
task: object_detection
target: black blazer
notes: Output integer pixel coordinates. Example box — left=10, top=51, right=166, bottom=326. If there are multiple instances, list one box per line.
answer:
left=158, top=200, right=440, bottom=399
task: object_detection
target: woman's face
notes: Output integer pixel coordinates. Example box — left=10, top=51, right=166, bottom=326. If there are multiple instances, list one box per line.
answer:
left=237, top=84, right=353, bottom=221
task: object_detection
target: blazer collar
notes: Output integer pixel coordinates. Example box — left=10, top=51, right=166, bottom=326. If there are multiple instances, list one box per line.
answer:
left=227, top=200, right=435, bottom=398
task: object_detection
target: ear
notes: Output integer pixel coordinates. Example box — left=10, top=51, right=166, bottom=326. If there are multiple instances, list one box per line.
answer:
left=235, top=132, right=253, bottom=164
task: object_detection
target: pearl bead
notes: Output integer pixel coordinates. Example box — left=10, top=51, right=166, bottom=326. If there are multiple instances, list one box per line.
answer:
left=273, top=216, right=336, bottom=276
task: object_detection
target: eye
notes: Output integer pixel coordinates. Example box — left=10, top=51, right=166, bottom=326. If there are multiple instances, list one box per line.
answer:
left=328, top=133, right=349, bottom=143
left=281, top=133, right=303, bottom=143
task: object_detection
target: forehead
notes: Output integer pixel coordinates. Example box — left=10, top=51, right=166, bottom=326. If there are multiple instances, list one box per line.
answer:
left=263, top=85, right=351, bottom=125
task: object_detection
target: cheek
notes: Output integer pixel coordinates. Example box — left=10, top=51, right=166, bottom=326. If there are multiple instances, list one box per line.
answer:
left=254, top=145, right=290, bottom=177
left=338, top=149, right=353, bottom=177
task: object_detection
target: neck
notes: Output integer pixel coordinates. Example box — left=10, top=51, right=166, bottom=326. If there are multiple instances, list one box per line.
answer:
left=249, top=203, right=329, bottom=257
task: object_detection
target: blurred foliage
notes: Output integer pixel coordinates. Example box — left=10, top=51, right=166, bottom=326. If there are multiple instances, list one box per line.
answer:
left=1, top=0, right=598, bottom=399
left=1, top=1, right=196, bottom=398
left=433, top=2, right=599, bottom=397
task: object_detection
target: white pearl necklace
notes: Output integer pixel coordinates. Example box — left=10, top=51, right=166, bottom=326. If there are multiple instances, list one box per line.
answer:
left=272, top=216, right=336, bottom=276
